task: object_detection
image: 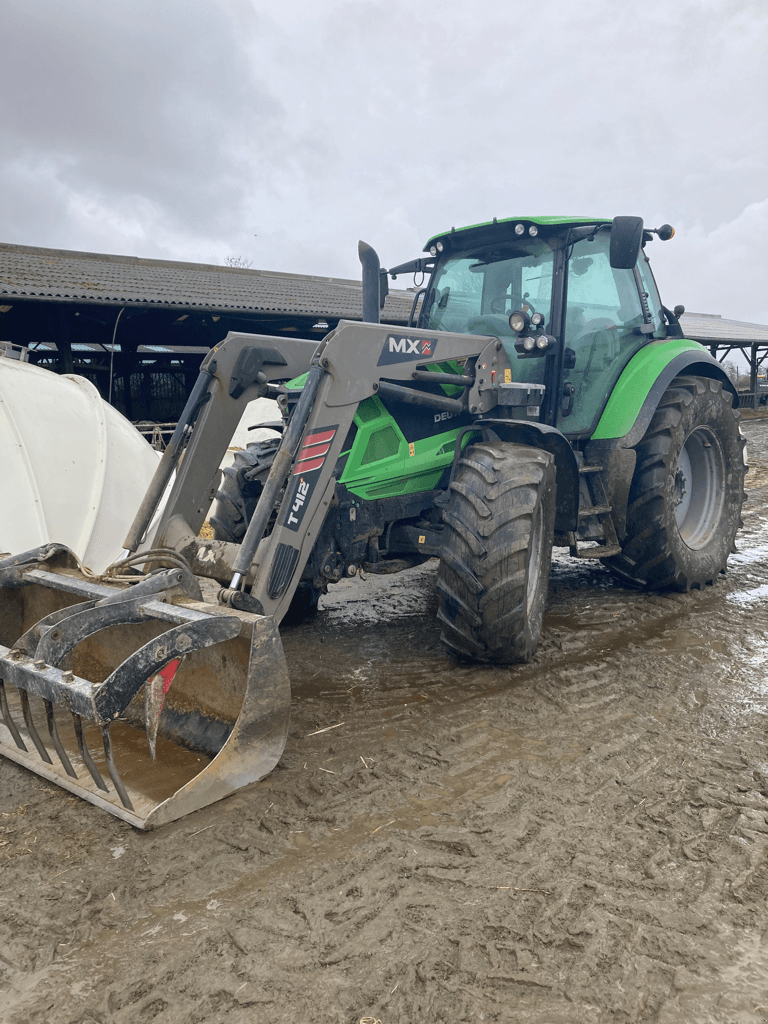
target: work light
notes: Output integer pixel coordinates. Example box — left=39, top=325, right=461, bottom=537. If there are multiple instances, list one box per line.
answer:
left=509, top=310, right=530, bottom=333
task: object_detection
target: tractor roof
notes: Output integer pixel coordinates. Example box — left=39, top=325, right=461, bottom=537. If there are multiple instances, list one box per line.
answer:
left=424, top=216, right=611, bottom=252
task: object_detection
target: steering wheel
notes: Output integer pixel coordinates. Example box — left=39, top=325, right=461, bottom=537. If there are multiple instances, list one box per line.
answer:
left=571, top=319, right=618, bottom=377
left=466, top=314, right=514, bottom=337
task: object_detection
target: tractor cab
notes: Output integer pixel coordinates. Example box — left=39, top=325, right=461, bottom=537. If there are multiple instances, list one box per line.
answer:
left=413, top=217, right=670, bottom=437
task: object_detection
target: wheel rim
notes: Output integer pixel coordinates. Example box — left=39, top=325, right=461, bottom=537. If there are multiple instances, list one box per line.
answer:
left=673, top=426, right=725, bottom=549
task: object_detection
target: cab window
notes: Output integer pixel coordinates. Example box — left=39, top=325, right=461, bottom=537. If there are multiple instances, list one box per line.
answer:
left=559, top=231, right=647, bottom=434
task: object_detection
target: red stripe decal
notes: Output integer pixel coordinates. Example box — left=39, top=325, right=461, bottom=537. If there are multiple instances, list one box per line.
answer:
left=293, top=455, right=326, bottom=475
left=298, top=442, right=331, bottom=461
left=304, top=429, right=336, bottom=447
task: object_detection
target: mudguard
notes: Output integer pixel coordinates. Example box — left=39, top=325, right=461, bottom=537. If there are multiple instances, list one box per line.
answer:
left=591, top=339, right=736, bottom=445
left=587, top=339, right=737, bottom=542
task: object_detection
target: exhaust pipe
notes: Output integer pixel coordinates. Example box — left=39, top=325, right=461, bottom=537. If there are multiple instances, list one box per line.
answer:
left=358, top=240, right=382, bottom=324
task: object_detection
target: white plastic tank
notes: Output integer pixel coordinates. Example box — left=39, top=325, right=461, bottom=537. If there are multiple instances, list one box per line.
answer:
left=0, top=353, right=161, bottom=573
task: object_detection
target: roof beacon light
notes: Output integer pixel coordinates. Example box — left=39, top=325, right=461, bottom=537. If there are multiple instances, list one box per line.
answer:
left=528, top=225, right=538, bottom=237
left=514, top=223, right=526, bottom=236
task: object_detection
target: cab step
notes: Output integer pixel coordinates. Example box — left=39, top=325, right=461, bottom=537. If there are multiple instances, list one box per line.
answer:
left=566, top=533, right=622, bottom=558
left=569, top=462, right=622, bottom=560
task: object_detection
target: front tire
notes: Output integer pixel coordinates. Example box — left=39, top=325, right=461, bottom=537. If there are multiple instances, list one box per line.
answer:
left=436, top=442, right=555, bottom=664
left=210, top=438, right=281, bottom=543
left=605, top=376, right=746, bottom=590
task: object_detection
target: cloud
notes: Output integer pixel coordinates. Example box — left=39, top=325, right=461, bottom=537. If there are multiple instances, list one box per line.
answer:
left=3, top=0, right=283, bottom=254
left=650, top=199, right=768, bottom=325
left=1, top=0, right=766, bottom=324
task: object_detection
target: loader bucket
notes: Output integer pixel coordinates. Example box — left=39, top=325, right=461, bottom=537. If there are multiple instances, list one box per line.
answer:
left=0, top=546, right=290, bottom=829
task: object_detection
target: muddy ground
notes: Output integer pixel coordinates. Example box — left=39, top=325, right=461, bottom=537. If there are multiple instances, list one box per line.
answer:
left=3, top=420, right=768, bottom=1024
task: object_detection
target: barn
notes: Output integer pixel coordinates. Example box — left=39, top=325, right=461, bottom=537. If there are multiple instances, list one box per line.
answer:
left=0, top=241, right=413, bottom=421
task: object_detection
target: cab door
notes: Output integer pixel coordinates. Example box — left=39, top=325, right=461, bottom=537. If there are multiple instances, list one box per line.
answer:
left=558, top=231, right=652, bottom=436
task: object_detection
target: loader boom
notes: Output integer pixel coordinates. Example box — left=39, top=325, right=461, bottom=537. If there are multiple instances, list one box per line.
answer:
left=0, top=321, right=526, bottom=828
left=128, top=335, right=319, bottom=552
left=154, top=321, right=525, bottom=622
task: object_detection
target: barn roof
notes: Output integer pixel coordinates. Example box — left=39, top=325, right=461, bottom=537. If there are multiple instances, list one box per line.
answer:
left=679, top=311, right=768, bottom=345
left=0, top=241, right=414, bottom=322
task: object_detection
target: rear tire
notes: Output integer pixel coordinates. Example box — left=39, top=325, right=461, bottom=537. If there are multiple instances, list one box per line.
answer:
left=605, top=376, right=746, bottom=590
left=436, top=442, right=555, bottom=664
left=210, top=439, right=325, bottom=622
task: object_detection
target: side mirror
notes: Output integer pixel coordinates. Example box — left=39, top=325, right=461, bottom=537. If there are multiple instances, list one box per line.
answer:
left=609, top=216, right=644, bottom=270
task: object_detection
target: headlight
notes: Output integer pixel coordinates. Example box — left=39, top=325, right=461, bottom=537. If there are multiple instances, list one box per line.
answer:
left=509, top=310, right=529, bottom=333
left=528, top=225, right=538, bottom=237
left=436, top=241, right=444, bottom=252
left=523, top=337, right=535, bottom=351
left=535, top=335, right=549, bottom=349
left=429, top=245, right=438, bottom=256
left=530, top=312, right=544, bottom=327
left=514, top=223, right=525, bottom=236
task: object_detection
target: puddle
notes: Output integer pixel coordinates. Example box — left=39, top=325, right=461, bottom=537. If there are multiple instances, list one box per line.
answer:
left=727, top=583, right=768, bottom=606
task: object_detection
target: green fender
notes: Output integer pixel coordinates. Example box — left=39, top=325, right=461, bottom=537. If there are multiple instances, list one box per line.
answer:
left=591, top=338, right=737, bottom=446
left=584, top=339, right=737, bottom=540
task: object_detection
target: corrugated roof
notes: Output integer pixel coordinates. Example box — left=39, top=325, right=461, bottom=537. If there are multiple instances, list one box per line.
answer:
left=680, top=311, right=768, bottom=344
left=0, top=241, right=414, bottom=322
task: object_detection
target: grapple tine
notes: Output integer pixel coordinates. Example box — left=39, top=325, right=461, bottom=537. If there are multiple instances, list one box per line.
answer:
left=1, top=547, right=291, bottom=829
left=0, top=679, right=28, bottom=751
left=72, top=713, right=109, bottom=792
left=19, top=688, right=53, bottom=764
left=44, top=698, right=78, bottom=778
left=100, top=725, right=134, bottom=811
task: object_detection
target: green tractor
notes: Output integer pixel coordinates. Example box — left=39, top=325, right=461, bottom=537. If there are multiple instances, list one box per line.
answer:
left=0, top=214, right=747, bottom=826
left=211, top=214, right=746, bottom=663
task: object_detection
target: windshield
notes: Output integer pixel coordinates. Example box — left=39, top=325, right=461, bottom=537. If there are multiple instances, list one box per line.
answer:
left=422, top=241, right=554, bottom=334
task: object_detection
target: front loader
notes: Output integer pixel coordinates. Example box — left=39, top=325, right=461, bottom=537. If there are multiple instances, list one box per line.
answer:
left=0, top=215, right=746, bottom=827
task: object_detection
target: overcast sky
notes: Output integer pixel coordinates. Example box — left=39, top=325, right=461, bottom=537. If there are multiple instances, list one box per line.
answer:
left=3, top=0, right=767, bottom=324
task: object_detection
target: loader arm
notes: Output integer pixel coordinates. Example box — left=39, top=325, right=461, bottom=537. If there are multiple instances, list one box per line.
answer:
left=187, top=321, right=516, bottom=622
left=134, top=334, right=319, bottom=550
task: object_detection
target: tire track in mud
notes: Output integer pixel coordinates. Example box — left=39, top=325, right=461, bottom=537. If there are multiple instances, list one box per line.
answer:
left=3, top=422, right=768, bottom=1024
